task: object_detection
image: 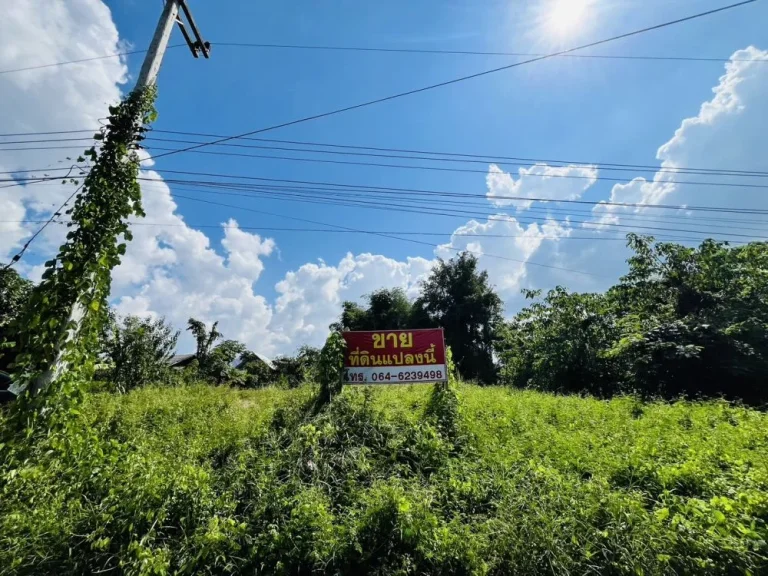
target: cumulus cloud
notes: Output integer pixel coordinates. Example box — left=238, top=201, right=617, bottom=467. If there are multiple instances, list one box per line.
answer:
left=436, top=215, right=572, bottom=296
left=594, top=46, right=768, bottom=226
left=486, top=162, right=598, bottom=211
left=221, top=220, right=276, bottom=279
left=269, top=254, right=433, bottom=352
left=112, top=174, right=278, bottom=353
left=0, top=0, right=127, bottom=261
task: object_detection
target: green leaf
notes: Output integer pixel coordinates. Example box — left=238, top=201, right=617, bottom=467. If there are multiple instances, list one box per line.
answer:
left=90, top=301, right=100, bottom=312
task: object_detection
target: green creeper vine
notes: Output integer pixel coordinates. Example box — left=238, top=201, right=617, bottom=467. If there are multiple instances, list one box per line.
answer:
left=7, top=87, right=157, bottom=416
left=317, top=331, right=347, bottom=405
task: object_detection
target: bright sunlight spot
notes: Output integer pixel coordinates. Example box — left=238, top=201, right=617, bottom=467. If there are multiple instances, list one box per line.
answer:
left=544, top=0, right=592, bottom=37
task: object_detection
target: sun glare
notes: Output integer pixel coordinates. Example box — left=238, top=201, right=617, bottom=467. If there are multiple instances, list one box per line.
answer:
left=546, top=0, right=592, bottom=36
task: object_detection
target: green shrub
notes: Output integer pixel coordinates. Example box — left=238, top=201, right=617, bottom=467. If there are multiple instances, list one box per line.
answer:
left=99, top=314, right=179, bottom=393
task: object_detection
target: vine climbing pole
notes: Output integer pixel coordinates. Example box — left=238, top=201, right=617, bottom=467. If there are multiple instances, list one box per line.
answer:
left=9, top=0, right=210, bottom=404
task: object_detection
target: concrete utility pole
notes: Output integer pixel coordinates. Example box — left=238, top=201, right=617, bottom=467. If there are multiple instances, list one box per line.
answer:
left=137, top=0, right=211, bottom=88
left=19, top=1, right=209, bottom=397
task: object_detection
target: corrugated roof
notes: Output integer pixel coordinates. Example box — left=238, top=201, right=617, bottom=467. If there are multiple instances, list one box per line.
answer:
left=167, top=353, right=196, bottom=366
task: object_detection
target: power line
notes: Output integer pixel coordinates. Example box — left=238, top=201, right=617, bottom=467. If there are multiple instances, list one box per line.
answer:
left=0, top=44, right=185, bottom=75
left=17, top=172, right=752, bottom=233
left=163, top=192, right=613, bottom=277
left=9, top=169, right=768, bottom=217
left=2, top=34, right=765, bottom=79
left=133, top=176, right=765, bottom=241
left=2, top=170, right=83, bottom=270
left=146, top=132, right=768, bottom=178
left=0, top=219, right=714, bottom=242
left=146, top=1, right=758, bottom=162
left=139, top=178, right=768, bottom=230
left=4, top=132, right=768, bottom=178
left=143, top=170, right=768, bottom=214
left=214, top=41, right=768, bottom=64
left=150, top=181, right=768, bottom=240
left=134, top=175, right=766, bottom=230
left=0, top=129, right=95, bottom=137
left=134, top=144, right=768, bottom=190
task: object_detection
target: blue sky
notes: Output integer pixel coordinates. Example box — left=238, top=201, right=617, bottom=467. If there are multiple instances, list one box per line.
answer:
left=2, top=0, right=767, bottom=354
left=104, top=0, right=768, bottom=297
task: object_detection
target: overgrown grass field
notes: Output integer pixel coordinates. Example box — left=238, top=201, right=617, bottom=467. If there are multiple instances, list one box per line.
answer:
left=2, top=384, right=767, bottom=575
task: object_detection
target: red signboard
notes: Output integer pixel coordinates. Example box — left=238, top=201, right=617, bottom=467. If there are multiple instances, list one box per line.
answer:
left=342, top=329, right=447, bottom=384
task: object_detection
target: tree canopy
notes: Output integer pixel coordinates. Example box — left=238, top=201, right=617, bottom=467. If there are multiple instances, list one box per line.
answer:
left=499, top=235, right=768, bottom=404
left=415, top=253, right=503, bottom=383
left=332, top=288, right=418, bottom=332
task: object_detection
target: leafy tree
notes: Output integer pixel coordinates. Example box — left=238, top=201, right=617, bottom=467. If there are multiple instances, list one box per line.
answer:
left=205, top=340, right=247, bottom=385
left=332, top=288, right=417, bottom=332
left=186, top=318, right=250, bottom=385
left=415, top=253, right=503, bottom=383
left=605, top=235, right=768, bottom=402
left=187, top=318, right=222, bottom=364
left=278, top=345, right=323, bottom=387
left=237, top=350, right=276, bottom=388
left=499, top=236, right=768, bottom=404
left=498, top=288, right=621, bottom=395
left=0, top=268, right=34, bottom=372
left=101, top=315, right=179, bottom=393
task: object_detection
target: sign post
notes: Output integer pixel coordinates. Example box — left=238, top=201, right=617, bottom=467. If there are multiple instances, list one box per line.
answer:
left=342, top=329, right=448, bottom=384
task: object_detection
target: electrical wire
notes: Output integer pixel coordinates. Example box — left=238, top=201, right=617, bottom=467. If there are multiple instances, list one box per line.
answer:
left=146, top=1, right=758, bottom=162
left=4, top=133, right=768, bottom=178
left=135, top=145, right=768, bottom=190
left=142, top=170, right=768, bottom=214
left=213, top=42, right=768, bottom=64
left=163, top=192, right=614, bottom=277
left=9, top=169, right=768, bottom=217
left=0, top=219, right=723, bottom=242
left=145, top=133, right=768, bottom=178
left=2, top=171, right=83, bottom=269
left=147, top=181, right=767, bottom=240
left=20, top=174, right=768, bottom=232
left=0, top=44, right=186, bottom=75
left=131, top=176, right=766, bottom=241
left=137, top=178, right=768, bottom=230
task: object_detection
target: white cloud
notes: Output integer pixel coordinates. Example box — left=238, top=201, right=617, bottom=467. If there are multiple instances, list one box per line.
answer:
left=112, top=175, right=278, bottom=353
left=486, top=162, right=598, bottom=211
left=0, top=0, right=127, bottom=261
left=594, top=46, right=768, bottom=226
left=221, top=219, right=276, bottom=278
left=268, top=254, right=432, bottom=352
left=436, top=215, right=572, bottom=296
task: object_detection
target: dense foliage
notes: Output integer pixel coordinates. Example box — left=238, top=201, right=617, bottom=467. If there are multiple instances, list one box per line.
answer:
left=1, top=384, right=765, bottom=575
left=499, top=236, right=768, bottom=404
left=99, top=314, right=179, bottom=393
left=7, top=87, right=157, bottom=402
left=0, top=269, right=33, bottom=373
left=333, top=288, right=418, bottom=332
left=415, top=253, right=503, bottom=383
